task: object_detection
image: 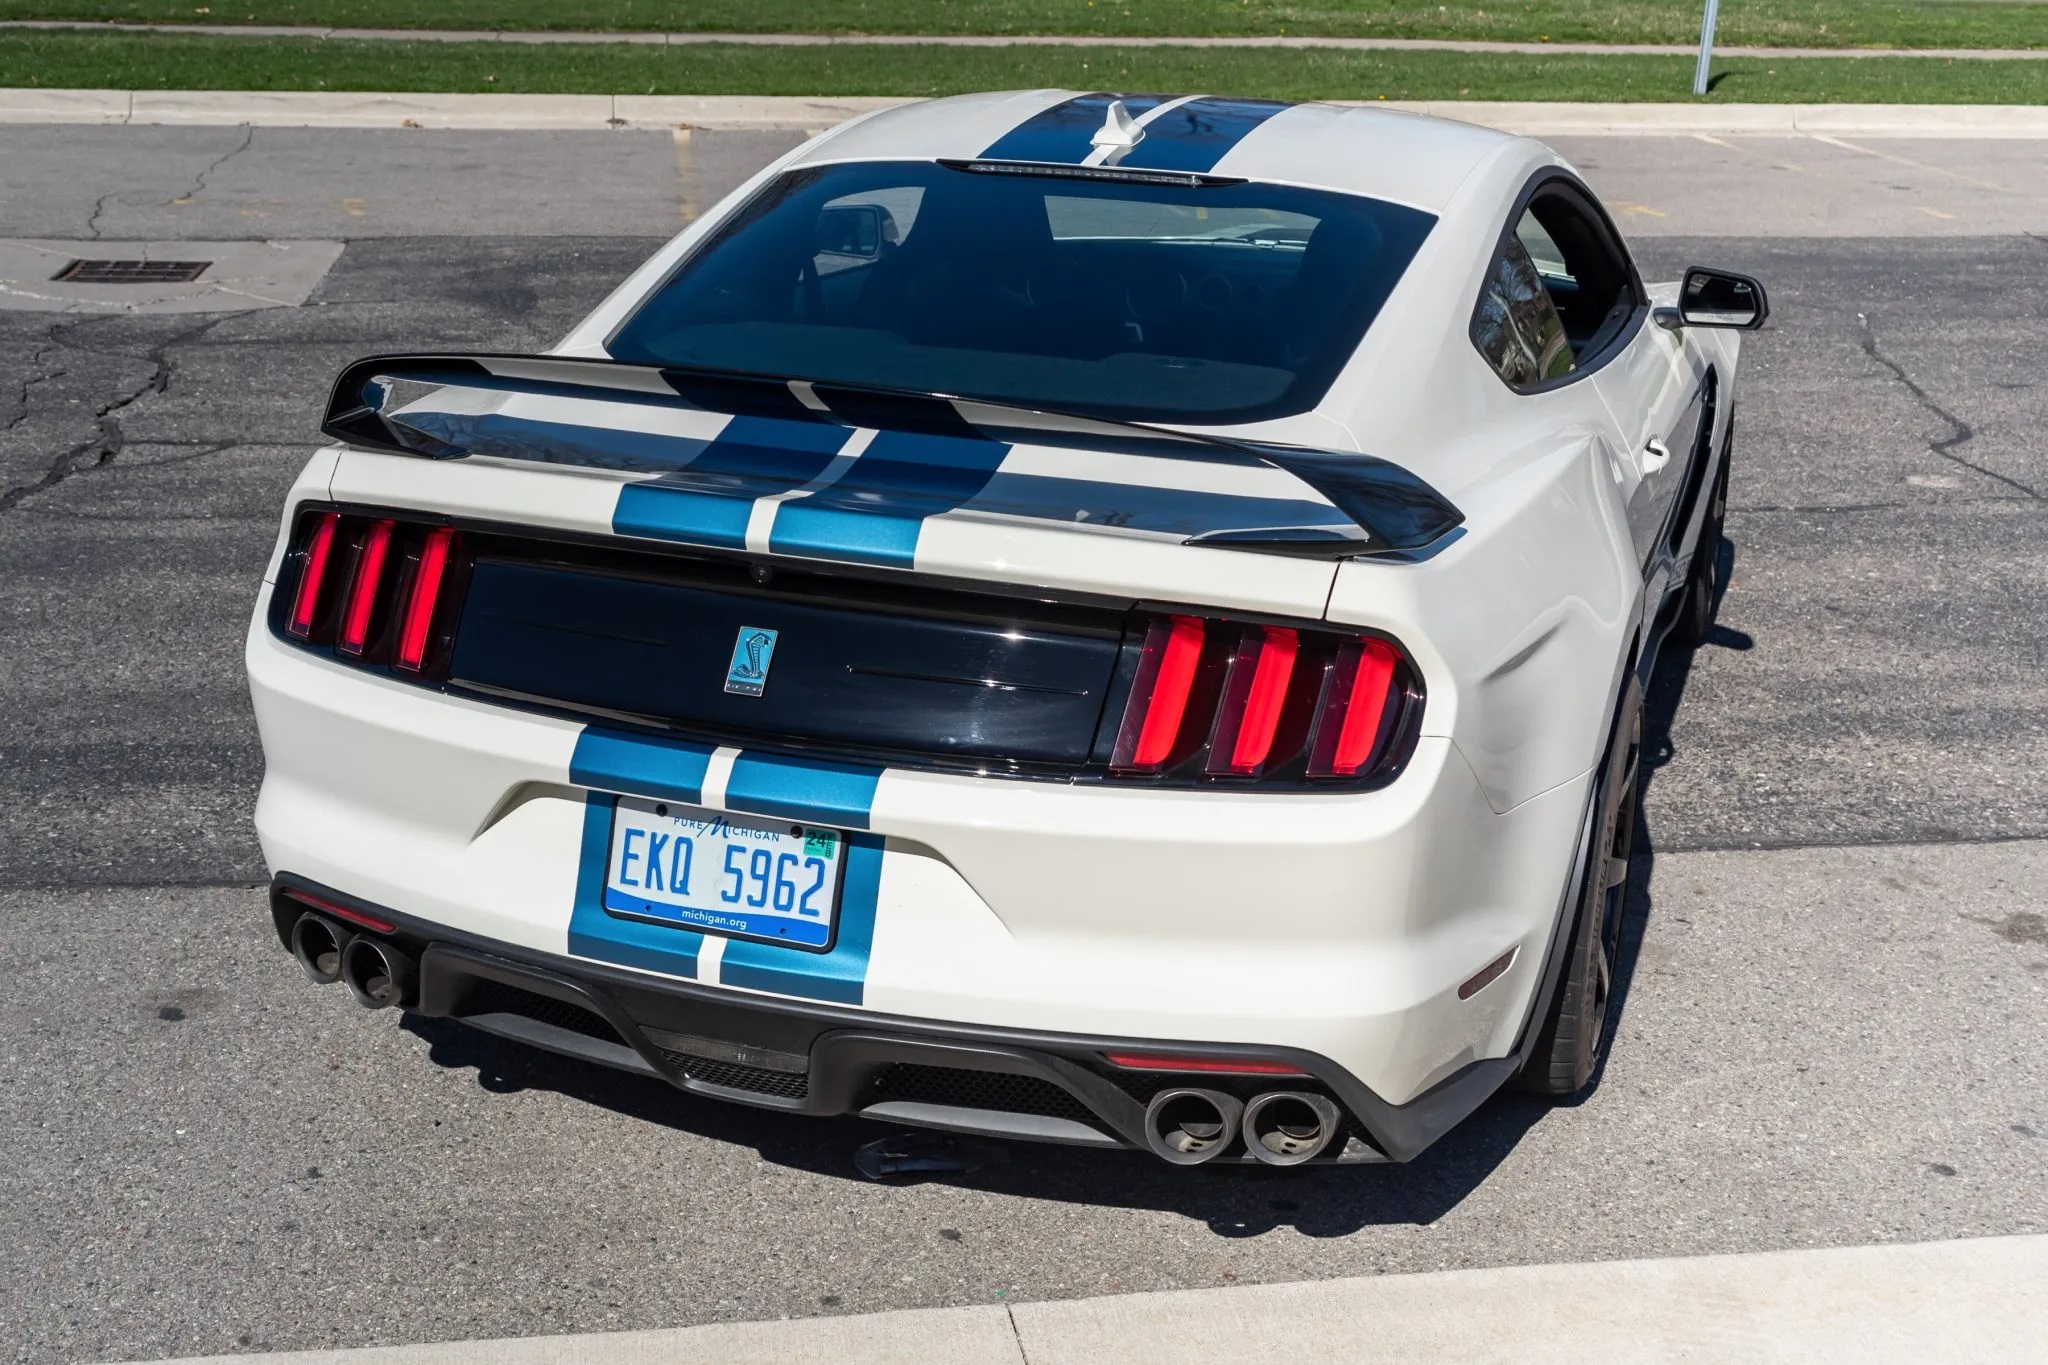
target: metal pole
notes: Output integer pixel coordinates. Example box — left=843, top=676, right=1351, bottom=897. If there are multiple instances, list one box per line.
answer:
left=1693, top=0, right=1721, bottom=96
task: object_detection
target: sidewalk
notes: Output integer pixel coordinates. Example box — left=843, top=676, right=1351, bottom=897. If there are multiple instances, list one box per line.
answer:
left=5, top=89, right=2048, bottom=136
left=5, top=20, right=2047, bottom=61
left=114, top=1235, right=2048, bottom=1364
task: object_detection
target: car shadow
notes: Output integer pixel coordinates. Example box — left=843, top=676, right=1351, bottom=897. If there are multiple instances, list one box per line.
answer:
left=1578, top=538, right=1752, bottom=1102
left=402, top=541, right=1750, bottom=1237
left=403, top=1007, right=1555, bottom=1236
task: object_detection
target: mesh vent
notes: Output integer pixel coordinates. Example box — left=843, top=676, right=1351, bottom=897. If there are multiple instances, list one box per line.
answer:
left=662, top=1050, right=810, bottom=1100
left=869, top=1064, right=1100, bottom=1126
left=464, top=980, right=621, bottom=1043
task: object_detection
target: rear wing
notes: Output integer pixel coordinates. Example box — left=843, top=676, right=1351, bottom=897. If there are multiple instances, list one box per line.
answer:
left=321, top=353, right=1463, bottom=558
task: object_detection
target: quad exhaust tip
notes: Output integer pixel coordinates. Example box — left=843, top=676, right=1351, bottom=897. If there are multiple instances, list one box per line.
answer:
left=1241, top=1091, right=1342, bottom=1166
left=1142, top=1088, right=1245, bottom=1165
left=289, top=913, right=349, bottom=986
left=340, top=935, right=417, bottom=1010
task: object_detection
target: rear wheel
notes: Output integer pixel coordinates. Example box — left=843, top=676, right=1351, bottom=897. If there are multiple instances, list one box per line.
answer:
left=1515, top=677, right=1641, bottom=1096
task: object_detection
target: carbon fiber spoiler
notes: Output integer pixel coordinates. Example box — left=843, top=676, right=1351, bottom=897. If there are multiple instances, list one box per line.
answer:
left=321, top=352, right=1464, bottom=558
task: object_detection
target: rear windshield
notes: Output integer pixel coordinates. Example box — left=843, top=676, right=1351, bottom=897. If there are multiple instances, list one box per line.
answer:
left=608, top=161, right=1436, bottom=425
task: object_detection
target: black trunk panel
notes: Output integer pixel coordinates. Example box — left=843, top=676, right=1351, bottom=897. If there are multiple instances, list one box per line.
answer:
left=451, top=556, right=1124, bottom=768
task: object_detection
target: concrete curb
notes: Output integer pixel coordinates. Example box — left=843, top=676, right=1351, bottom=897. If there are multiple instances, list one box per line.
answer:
left=6, top=21, right=2047, bottom=60
left=108, top=1235, right=2048, bottom=1364
left=4, top=89, right=2048, bottom=136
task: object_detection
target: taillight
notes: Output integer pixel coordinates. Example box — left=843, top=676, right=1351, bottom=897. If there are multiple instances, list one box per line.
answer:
left=1206, top=625, right=1299, bottom=776
left=337, top=519, right=395, bottom=656
left=1111, top=615, right=1206, bottom=772
left=1109, top=613, right=1415, bottom=786
left=279, top=508, right=467, bottom=680
left=394, top=525, right=456, bottom=672
left=1305, top=638, right=1400, bottom=779
left=287, top=511, right=338, bottom=639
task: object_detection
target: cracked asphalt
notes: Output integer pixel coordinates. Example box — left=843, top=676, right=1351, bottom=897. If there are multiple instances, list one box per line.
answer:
left=0, top=128, right=2043, bottom=1364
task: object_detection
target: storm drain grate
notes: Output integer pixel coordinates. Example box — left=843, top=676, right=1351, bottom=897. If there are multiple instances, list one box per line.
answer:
left=53, top=259, right=212, bottom=284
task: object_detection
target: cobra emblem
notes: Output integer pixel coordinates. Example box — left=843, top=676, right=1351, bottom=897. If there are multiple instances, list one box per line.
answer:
left=734, top=630, right=773, bottom=680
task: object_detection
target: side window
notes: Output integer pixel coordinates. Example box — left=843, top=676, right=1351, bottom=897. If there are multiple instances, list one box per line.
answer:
left=1472, top=183, right=1642, bottom=390
left=1472, top=234, right=1574, bottom=388
left=1518, top=191, right=1638, bottom=362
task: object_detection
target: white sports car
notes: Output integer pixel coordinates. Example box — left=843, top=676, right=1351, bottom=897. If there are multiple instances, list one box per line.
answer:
left=250, top=91, right=1766, bottom=1165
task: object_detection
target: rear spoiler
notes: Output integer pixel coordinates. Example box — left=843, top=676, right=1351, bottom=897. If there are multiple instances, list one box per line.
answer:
left=321, top=352, right=1463, bottom=558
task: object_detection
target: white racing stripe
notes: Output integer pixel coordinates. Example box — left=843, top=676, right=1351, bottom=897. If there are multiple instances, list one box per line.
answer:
left=672, top=745, right=742, bottom=978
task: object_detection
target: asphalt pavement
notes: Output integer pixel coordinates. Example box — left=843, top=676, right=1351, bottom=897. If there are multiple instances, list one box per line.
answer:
left=0, top=124, right=2043, bottom=1364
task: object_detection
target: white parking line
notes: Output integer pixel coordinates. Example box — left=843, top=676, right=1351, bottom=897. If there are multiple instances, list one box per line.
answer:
left=113, top=1234, right=2048, bottom=1364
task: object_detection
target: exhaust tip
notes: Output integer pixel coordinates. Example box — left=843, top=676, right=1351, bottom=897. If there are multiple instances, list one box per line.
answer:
left=1142, top=1088, right=1245, bottom=1165
left=289, top=913, right=348, bottom=985
left=340, top=935, right=416, bottom=1010
left=1242, top=1091, right=1342, bottom=1166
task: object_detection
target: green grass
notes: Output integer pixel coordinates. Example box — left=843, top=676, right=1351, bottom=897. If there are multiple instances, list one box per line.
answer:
left=3, top=31, right=2040, bottom=101
left=4, top=0, right=2048, bottom=51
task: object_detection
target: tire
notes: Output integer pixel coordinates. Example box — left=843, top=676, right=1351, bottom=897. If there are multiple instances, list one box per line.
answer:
left=1514, top=676, right=1642, bottom=1096
left=1673, top=456, right=1729, bottom=646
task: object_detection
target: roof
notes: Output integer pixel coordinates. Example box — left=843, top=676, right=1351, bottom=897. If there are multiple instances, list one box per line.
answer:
left=790, top=90, right=1529, bottom=216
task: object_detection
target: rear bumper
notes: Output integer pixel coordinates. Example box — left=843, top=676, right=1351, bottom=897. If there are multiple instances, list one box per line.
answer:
left=249, top=614, right=1591, bottom=1111
left=271, top=875, right=1521, bottom=1162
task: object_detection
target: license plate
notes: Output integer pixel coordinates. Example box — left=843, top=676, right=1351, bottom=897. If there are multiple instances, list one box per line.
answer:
left=603, top=796, right=845, bottom=950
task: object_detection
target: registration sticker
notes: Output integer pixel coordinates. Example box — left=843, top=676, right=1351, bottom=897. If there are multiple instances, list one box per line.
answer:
left=603, top=796, right=844, bottom=950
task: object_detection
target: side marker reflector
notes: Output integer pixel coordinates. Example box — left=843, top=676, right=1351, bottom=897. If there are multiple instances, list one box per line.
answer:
left=1457, top=947, right=1518, bottom=1001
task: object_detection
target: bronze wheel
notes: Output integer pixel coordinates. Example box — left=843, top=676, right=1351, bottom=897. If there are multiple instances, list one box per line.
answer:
left=1515, top=676, right=1641, bottom=1095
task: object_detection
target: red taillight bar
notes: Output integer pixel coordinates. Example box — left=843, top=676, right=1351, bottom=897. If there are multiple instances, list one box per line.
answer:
left=287, top=511, right=339, bottom=639
left=282, top=887, right=395, bottom=935
left=1102, top=1052, right=1309, bottom=1077
left=1308, top=638, right=1400, bottom=779
left=337, top=519, right=395, bottom=656
left=1208, top=625, right=1299, bottom=776
left=394, top=526, right=456, bottom=672
left=1112, top=615, right=1206, bottom=772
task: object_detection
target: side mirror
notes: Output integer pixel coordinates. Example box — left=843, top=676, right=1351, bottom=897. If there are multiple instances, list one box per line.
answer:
left=814, top=203, right=887, bottom=260
left=1677, top=266, right=1768, bottom=329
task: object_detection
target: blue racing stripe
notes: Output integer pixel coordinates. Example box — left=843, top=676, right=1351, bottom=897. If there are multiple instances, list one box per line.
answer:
left=569, top=725, right=716, bottom=806
left=719, top=831, right=884, bottom=1006
left=614, top=415, right=851, bottom=550
left=768, top=429, right=1010, bottom=569
left=570, top=732, right=889, bottom=1005
left=979, top=92, right=1173, bottom=163
left=1117, top=96, right=1292, bottom=173
left=725, top=751, right=883, bottom=830
left=568, top=791, right=705, bottom=980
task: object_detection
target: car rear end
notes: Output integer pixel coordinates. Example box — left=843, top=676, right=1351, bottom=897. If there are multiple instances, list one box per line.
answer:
left=248, top=104, right=1594, bottom=1164
left=249, top=426, right=1586, bottom=1165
